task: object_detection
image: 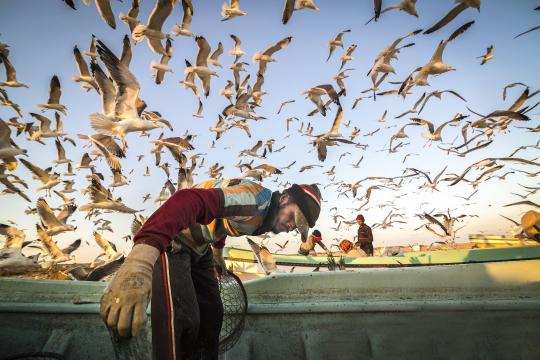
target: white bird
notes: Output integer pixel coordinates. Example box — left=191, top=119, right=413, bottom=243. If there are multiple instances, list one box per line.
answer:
left=252, top=36, right=293, bottom=74
left=327, top=29, right=350, bottom=62
left=171, top=0, right=194, bottom=37
left=36, top=224, right=72, bottom=263
left=303, top=84, right=341, bottom=116
left=20, top=158, right=61, bottom=193
left=424, top=0, right=480, bottom=34
left=229, top=34, right=245, bottom=63
left=414, top=22, right=474, bottom=86
left=79, top=176, right=138, bottom=213
left=83, top=35, right=97, bottom=60
left=221, top=0, right=246, bottom=21
left=72, top=45, right=99, bottom=92
left=132, top=0, right=174, bottom=55
left=53, top=139, right=71, bottom=165
left=185, top=36, right=219, bottom=98
left=207, top=42, right=224, bottom=68
left=247, top=237, right=276, bottom=275
left=339, top=44, right=357, bottom=71
left=152, top=38, right=173, bottom=85
left=90, top=39, right=162, bottom=149
left=0, top=52, right=28, bottom=88
left=36, top=75, right=67, bottom=115
left=36, top=197, right=77, bottom=236
left=119, top=0, right=141, bottom=37
left=28, top=112, right=67, bottom=141
left=209, top=115, right=230, bottom=140
left=180, top=59, right=201, bottom=100
left=0, top=118, right=26, bottom=160
left=0, top=164, right=31, bottom=202
left=0, top=223, right=36, bottom=269
left=93, top=231, right=120, bottom=260
left=282, top=0, right=320, bottom=24
left=95, top=0, right=117, bottom=29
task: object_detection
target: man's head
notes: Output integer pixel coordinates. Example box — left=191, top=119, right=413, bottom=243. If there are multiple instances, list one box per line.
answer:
left=271, top=184, right=321, bottom=242
left=312, top=229, right=322, bottom=239
left=356, top=214, right=364, bottom=225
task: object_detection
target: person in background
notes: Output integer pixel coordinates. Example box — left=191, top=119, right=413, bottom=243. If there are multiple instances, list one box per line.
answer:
left=356, top=214, right=374, bottom=256
left=298, top=229, right=329, bottom=255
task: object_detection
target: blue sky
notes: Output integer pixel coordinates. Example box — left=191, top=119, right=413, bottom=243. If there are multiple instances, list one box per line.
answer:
left=1, top=0, right=539, bottom=261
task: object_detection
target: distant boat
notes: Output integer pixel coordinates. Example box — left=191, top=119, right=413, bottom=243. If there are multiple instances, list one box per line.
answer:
left=469, top=233, right=539, bottom=248
left=224, top=244, right=540, bottom=278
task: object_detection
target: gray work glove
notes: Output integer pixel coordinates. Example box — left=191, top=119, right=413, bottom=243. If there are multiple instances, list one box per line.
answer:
left=100, top=244, right=160, bottom=337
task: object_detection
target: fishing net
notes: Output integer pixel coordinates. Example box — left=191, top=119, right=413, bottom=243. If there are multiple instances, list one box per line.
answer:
left=218, top=270, right=248, bottom=354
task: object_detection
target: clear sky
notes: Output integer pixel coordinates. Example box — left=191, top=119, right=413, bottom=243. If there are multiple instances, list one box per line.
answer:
left=1, top=0, right=539, bottom=262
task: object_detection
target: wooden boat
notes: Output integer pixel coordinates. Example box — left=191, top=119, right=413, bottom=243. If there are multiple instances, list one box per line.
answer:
left=0, top=259, right=539, bottom=359
left=469, top=234, right=539, bottom=248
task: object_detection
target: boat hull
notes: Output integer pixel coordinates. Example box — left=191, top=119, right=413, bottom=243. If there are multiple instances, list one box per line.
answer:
left=0, top=259, right=539, bottom=359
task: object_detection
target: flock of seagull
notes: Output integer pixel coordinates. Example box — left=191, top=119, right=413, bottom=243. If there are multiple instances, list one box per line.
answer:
left=0, top=0, right=539, bottom=279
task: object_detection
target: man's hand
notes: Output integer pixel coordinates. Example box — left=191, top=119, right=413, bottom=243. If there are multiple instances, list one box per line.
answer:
left=100, top=244, right=160, bottom=337
left=212, top=247, right=227, bottom=277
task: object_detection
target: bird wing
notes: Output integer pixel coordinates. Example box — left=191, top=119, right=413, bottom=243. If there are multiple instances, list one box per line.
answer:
left=250, top=140, right=263, bottom=152
left=37, top=224, right=68, bottom=260
left=87, top=255, right=125, bottom=281
left=514, top=25, right=540, bottom=39
left=93, top=231, right=118, bottom=257
left=1, top=54, right=19, bottom=84
left=0, top=118, right=12, bottom=146
left=37, top=198, right=64, bottom=227
left=253, top=164, right=281, bottom=174
left=147, top=0, right=174, bottom=31
left=282, top=0, right=294, bottom=24
left=328, top=106, right=343, bottom=135
left=503, top=200, right=540, bottom=209
left=47, top=75, right=62, bottom=105
left=424, top=2, right=468, bottom=34
left=447, top=20, right=475, bottom=42
left=95, top=0, right=116, bottom=29
left=55, top=139, right=66, bottom=160
left=253, top=73, right=264, bottom=92
left=181, top=0, right=194, bottom=29
left=73, top=46, right=90, bottom=77
left=209, top=41, right=223, bottom=61
left=195, top=36, right=211, bottom=67
left=423, top=212, right=449, bottom=235
left=120, top=34, right=133, bottom=67
left=62, top=238, right=81, bottom=255
left=90, top=135, right=122, bottom=171
left=262, top=36, right=292, bottom=57
left=430, top=40, right=448, bottom=64
left=20, top=158, right=49, bottom=182
left=90, top=61, right=116, bottom=117
left=96, top=40, right=140, bottom=120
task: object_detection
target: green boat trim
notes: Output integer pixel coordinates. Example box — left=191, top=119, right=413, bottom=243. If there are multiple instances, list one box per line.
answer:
left=223, top=245, right=540, bottom=268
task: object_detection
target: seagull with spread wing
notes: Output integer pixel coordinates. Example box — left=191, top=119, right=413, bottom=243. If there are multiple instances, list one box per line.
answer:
left=171, top=0, right=194, bottom=37
left=252, top=36, right=292, bottom=75
left=36, top=75, right=67, bottom=115
left=132, top=0, right=174, bottom=55
left=89, top=39, right=162, bottom=150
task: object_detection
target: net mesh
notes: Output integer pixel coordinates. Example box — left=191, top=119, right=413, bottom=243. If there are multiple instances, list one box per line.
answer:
left=218, top=270, right=248, bottom=354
